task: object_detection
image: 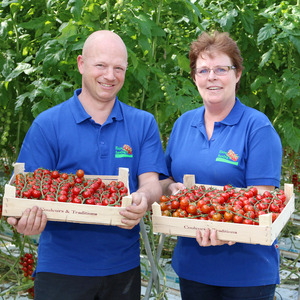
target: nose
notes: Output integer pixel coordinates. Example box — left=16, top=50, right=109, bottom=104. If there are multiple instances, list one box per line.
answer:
left=207, top=69, right=217, bottom=79
left=104, top=67, right=115, bottom=80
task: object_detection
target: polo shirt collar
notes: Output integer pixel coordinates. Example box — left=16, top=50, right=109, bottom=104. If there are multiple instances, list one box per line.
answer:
left=191, top=97, right=244, bottom=127
left=71, top=89, right=124, bottom=124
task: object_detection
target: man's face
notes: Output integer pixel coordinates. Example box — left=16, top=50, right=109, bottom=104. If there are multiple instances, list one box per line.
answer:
left=77, top=36, right=128, bottom=104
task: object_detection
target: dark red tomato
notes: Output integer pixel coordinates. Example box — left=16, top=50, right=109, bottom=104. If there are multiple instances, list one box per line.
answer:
left=76, top=169, right=85, bottom=178
left=212, top=212, right=222, bottom=222
left=82, top=190, right=92, bottom=198
left=224, top=211, right=233, bottom=221
left=215, top=196, right=225, bottom=205
left=31, top=189, right=41, bottom=199
left=71, top=186, right=81, bottom=195
left=269, top=203, right=280, bottom=213
left=263, top=191, right=272, bottom=199
left=160, top=202, right=168, bottom=211
left=58, top=195, right=68, bottom=202
left=243, top=219, right=253, bottom=225
left=178, top=209, right=188, bottom=218
left=201, top=204, right=211, bottom=214
left=258, top=202, right=268, bottom=211
left=245, top=210, right=255, bottom=219
left=86, top=198, right=96, bottom=205
left=179, top=197, right=189, bottom=210
left=160, top=195, right=169, bottom=203
left=197, top=199, right=206, bottom=208
left=22, top=190, right=32, bottom=199
left=243, top=204, right=255, bottom=213
left=220, top=192, right=230, bottom=201
left=233, top=215, right=244, bottom=223
left=244, top=190, right=254, bottom=198
left=249, top=187, right=258, bottom=196
left=102, top=199, right=109, bottom=206
left=75, top=177, right=83, bottom=184
left=172, top=211, right=180, bottom=217
left=186, top=204, right=197, bottom=215
left=171, top=200, right=180, bottom=210
left=272, top=213, right=279, bottom=222
left=223, top=184, right=233, bottom=191
left=51, top=170, right=60, bottom=179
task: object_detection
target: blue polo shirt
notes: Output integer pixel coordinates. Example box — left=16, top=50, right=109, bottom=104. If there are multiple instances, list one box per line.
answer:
left=17, top=89, right=168, bottom=276
left=165, top=98, right=282, bottom=287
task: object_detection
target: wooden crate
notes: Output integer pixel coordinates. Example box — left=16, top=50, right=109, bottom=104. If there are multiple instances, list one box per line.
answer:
left=152, top=175, right=295, bottom=245
left=2, top=163, right=132, bottom=226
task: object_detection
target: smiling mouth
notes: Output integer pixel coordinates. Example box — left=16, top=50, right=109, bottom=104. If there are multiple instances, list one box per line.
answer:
left=99, top=82, right=114, bottom=87
left=207, top=87, right=222, bottom=90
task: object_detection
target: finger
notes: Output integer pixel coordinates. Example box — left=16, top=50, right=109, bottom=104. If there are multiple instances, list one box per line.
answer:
left=120, top=216, right=141, bottom=229
left=16, top=208, right=32, bottom=232
left=7, top=217, right=18, bottom=227
left=31, top=208, right=47, bottom=233
left=210, top=229, right=220, bottom=246
left=201, top=228, right=211, bottom=246
left=24, top=206, right=40, bottom=233
left=195, top=229, right=203, bottom=245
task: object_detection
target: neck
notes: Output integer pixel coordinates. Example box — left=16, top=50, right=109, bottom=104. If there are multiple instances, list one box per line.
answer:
left=78, top=93, right=115, bottom=125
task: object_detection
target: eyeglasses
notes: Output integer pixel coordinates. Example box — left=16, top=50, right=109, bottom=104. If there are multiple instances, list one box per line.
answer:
left=195, top=66, right=236, bottom=77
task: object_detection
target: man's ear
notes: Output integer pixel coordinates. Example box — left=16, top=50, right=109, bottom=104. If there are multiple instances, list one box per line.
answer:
left=77, top=55, right=84, bottom=75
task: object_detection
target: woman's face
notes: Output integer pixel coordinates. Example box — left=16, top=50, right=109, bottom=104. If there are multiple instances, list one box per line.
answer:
left=194, top=51, right=241, bottom=109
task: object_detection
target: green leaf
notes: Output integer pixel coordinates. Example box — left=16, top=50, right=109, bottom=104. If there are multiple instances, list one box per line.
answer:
left=19, top=17, right=49, bottom=30
left=259, top=48, right=273, bottom=68
left=267, top=83, right=281, bottom=108
left=289, top=35, right=300, bottom=55
left=57, top=21, right=78, bottom=46
left=257, top=24, right=277, bottom=45
left=68, top=0, right=84, bottom=21
left=5, top=62, right=32, bottom=82
left=177, top=54, right=190, bottom=73
left=250, top=76, right=269, bottom=91
left=282, top=120, right=300, bottom=152
left=240, top=8, right=254, bottom=34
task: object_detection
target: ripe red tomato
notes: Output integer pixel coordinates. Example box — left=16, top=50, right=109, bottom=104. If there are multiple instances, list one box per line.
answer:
left=51, top=170, right=60, bottom=179
left=233, top=215, right=244, bottom=223
left=31, top=189, right=41, bottom=199
left=171, top=200, right=180, bottom=210
left=186, top=204, right=197, bottom=215
left=76, top=169, right=85, bottom=178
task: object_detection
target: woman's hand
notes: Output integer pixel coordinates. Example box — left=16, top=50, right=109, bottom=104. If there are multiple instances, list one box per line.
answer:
left=196, top=229, right=235, bottom=247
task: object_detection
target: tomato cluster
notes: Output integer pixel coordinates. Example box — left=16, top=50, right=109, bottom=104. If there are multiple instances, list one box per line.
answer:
left=12, top=168, right=128, bottom=206
left=159, top=185, right=287, bottom=225
left=19, top=253, right=35, bottom=298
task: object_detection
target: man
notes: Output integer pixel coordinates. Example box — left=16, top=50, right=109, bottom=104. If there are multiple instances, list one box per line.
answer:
left=7, top=30, right=168, bottom=300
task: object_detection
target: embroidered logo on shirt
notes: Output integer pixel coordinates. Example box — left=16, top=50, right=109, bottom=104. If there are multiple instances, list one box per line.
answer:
left=115, top=144, right=133, bottom=158
left=216, top=150, right=239, bottom=166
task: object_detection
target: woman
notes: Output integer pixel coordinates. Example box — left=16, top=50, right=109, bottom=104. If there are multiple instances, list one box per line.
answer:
left=161, top=31, right=282, bottom=300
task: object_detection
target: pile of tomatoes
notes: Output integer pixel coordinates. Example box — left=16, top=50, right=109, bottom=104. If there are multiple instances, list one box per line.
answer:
left=12, top=168, right=128, bottom=206
left=159, top=185, right=287, bottom=225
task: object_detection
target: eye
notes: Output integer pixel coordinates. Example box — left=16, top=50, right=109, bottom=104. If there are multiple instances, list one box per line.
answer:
left=198, top=68, right=209, bottom=74
left=215, top=67, right=227, bottom=74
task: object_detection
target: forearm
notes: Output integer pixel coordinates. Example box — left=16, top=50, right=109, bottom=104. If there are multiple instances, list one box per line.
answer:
left=160, top=177, right=177, bottom=196
left=136, top=175, right=162, bottom=209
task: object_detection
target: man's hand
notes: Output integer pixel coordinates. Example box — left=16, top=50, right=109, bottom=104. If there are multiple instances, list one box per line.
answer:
left=118, top=192, right=148, bottom=229
left=118, top=172, right=161, bottom=230
left=7, top=206, right=47, bottom=235
left=196, top=229, right=235, bottom=247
